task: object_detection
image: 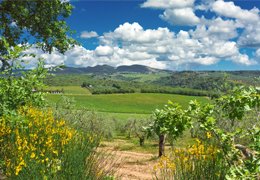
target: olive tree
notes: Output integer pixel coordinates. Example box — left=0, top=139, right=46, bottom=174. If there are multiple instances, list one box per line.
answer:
left=148, top=101, right=192, bottom=157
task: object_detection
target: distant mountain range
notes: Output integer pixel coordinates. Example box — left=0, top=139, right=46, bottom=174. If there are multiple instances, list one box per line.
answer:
left=49, top=64, right=260, bottom=76
left=51, top=64, right=170, bottom=74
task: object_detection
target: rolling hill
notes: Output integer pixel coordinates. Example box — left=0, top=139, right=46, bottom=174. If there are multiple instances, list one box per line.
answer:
left=51, top=64, right=169, bottom=74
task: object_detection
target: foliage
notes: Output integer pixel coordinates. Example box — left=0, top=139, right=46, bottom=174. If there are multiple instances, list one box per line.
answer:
left=0, top=0, right=76, bottom=70
left=0, top=40, right=47, bottom=116
left=140, top=87, right=212, bottom=97
left=52, top=95, right=116, bottom=140
left=0, top=1, right=115, bottom=179
left=155, top=71, right=248, bottom=92
left=149, top=102, right=192, bottom=140
left=189, top=86, right=260, bottom=179
left=154, top=139, right=227, bottom=180
left=0, top=107, right=115, bottom=179
left=0, top=107, right=73, bottom=177
left=147, top=101, right=192, bottom=156
left=152, top=86, right=259, bottom=179
left=46, top=73, right=214, bottom=96
left=122, top=118, right=151, bottom=146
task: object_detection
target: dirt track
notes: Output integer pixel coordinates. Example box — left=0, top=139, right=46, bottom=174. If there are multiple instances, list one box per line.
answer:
left=113, top=150, right=156, bottom=180
left=100, top=141, right=158, bottom=180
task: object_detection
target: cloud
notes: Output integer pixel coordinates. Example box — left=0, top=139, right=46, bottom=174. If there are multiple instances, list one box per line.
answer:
left=212, top=0, right=259, bottom=23
left=211, top=1, right=260, bottom=48
left=101, top=22, right=172, bottom=44
left=195, top=0, right=215, bottom=11
left=95, top=46, right=114, bottom=56
left=205, top=17, right=242, bottom=40
left=80, top=31, right=98, bottom=39
left=238, top=22, right=260, bottom=48
left=160, top=8, right=200, bottom=26
left=141, top=0, right=195, bottom=9
left=256, top=49, right=260, bottom=57
left=142, top=0, right=260, bottom=47
left=254, top=49, right=260, bottom=63
left=22, top=13, right=258, bottom=70
left=141, top=0, right=199, bottom=26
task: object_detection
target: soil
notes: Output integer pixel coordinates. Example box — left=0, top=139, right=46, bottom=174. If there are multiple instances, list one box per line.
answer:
left=100, top=140, right=159, bottom=180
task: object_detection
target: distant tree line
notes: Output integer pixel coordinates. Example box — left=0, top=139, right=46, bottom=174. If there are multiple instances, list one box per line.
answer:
left=81, top=81, right=215, bottom=97
left=155, top=71, right=244, bottom=92
left=140, top=87, right=215, bottom=97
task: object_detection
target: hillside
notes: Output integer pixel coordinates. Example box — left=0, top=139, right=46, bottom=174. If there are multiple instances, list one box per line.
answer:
left=51, top=64, right=169, bottom=74
left=46, top=66, right=260, bottom=95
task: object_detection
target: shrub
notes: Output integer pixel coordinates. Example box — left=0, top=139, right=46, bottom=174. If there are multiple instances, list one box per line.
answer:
left=0, top=107, right=106, bottom=179
left=154, top=139, right=227, bottom=180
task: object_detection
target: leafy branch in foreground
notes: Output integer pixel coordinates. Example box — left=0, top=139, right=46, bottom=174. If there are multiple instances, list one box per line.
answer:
left=0, top=40, right=48, bottom=116
left=189, top=86, right=260, bottom=179
left=0, top=0, right=77, bottom=70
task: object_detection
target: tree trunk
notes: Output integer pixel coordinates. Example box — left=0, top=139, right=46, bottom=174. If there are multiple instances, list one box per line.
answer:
left=139, top=136, right=145, bottom=146
left=159, top=134, right=165, bottom=157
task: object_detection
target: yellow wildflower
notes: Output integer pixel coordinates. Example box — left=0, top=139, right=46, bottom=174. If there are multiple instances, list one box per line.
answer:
left=53, top=150, right=58, bottom=156
left=30, top=152, right=36, bottom=159
left=206, top=131, right=212, bottom=139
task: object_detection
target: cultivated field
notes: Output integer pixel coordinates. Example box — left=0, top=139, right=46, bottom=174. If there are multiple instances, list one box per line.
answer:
left=46, top=90, right=209, bottom=114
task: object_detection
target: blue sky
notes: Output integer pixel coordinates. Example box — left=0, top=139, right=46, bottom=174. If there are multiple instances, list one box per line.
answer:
left=28, top=0, right=260, bottom=70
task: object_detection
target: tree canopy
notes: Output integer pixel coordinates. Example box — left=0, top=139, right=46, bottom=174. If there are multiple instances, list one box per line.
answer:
left=0, top=0, right=76, bottom=70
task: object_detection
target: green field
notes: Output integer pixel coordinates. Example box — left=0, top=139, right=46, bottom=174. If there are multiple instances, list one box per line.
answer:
left=46, top=93, right=209, bottom=114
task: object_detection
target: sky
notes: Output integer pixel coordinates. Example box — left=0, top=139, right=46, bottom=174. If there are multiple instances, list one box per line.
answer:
left=26, top=0, right=260, bottom=70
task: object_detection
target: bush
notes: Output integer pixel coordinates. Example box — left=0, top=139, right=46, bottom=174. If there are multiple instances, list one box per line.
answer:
left=0, top=107, right=109, bottom=179
left=154, top=139, right=227, bottom=179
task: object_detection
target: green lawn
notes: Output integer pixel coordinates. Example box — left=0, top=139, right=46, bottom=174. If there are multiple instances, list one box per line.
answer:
left=46, top=93, right=209, bottom=114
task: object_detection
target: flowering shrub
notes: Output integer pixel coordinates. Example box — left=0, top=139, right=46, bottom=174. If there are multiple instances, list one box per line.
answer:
left=0, top=107, right=74, bottom=177
left=0, top=107, right=101, bottom=179
left=154, top=139, right=227, bottom=179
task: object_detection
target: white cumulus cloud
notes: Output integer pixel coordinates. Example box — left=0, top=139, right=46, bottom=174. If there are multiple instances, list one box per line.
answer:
left=238, top=22, right=260, bottom=47
left=80, top=31, right=98, bottom=39
left=23, top=22, right=256, bottom=70
left=95, top=46, right=114, bottom=56
left=141, top=0, right=199, bottom=26
left=212, top=0, right=259, bottom=23
left=141, top=0, right=195, bottom=9
left=160, top=8, right=200, bottom=26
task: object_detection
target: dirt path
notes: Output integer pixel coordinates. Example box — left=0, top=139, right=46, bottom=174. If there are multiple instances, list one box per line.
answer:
left=100, top=141, right=158, bottom=180
left=113, top=150, right=156, bottom=180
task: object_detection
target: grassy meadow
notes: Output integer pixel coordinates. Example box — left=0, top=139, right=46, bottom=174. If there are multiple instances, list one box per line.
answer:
left=46, top=91, right=209, bottom=114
